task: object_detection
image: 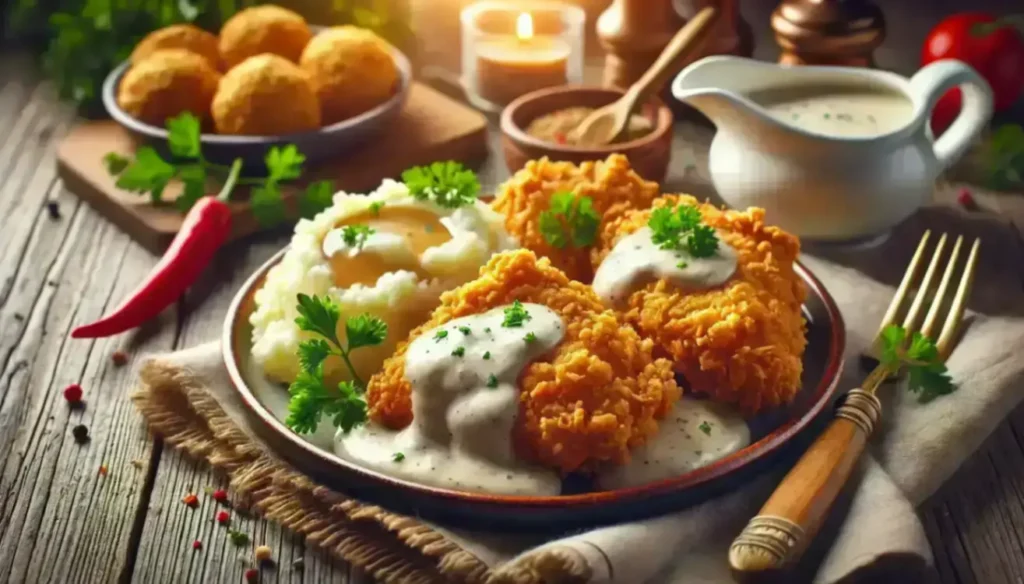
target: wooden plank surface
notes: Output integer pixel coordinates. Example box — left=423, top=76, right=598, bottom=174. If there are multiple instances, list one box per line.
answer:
left=1, top=0, right=1024, bottom=581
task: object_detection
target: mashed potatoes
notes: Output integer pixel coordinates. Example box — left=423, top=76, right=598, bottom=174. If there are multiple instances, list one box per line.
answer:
left=250, top=179, right=516, bottom=385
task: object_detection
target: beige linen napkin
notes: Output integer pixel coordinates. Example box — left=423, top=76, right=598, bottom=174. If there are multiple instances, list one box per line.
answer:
left=132, top=206, right=1024, bottom=584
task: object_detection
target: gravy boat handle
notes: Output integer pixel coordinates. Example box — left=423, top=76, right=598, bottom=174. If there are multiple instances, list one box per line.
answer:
left=909, top=59, right=994, bottom=170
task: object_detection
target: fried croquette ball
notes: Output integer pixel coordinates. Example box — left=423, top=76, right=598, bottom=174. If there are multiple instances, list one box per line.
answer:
left=593, top=195, right=807, bottom=413
left=117, top=49, right=220, bottom=127
left=491, top=155, right=660, bottom=283
left=211, top=54, right=321, bottom=135
left=219, top=5, right=313, bottom=68
left=299, top=26, right=399, bottom=124
left=367, top=249, right=681, bottom=474
left=131, top=24, right=221, bottom=70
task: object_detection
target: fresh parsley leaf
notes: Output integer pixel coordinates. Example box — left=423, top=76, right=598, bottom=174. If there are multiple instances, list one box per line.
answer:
left=483, top=351, right=491, bottom=360
left=486, top=374, right=499, bottom=388
left=228, top=530, right=250, bottom=547
left=251, top=182, right=287, bottom=227
left=369, top=201, right=385, bottom=216
left=459, top=326, right=471, bottom=335
left=299, top=180, right=334, bottom=219
left=345, top=313, right=387, bottom=351
left=297, top=338, right=332, bottom=373
left=103, top=152, right=130, bottom=175
left=524, top=332, right=537, bottom=343
left=265, top=144, right=305, bottom=183
left=175, top=164, right=207, bottom=212
left=295, top=294, right=341, bottom=347
left=877, top=325, right=957, bottom=403
left=166, top=112, right=201, bottom=159
left=984, top=124, right=1024, bottom=190
left=502, top=300, right=531, bottom=328
left=340, top=224, right=375, bottom=250
left=114, top=147, right=175, bottom=203
left=434, top=330, right=448, bottom=341
left=327, top=381, right=369, bottom=433
left=648, top=204, right=718, bottom=259
left=538, top=192, right=600, bottom=249
left=392, top=452, right=405, bottom=462
left=699, top=421, right=712, bottom=435
left=286, top=369, right=334, bottom=434
left=451, top=346, right=465, bottom=357
left=401, top=161, right=480, bottom=208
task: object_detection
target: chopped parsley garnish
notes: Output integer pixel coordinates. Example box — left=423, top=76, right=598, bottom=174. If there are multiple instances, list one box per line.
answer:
left=228, top=530, right=250, bottom=547
left=648, top=204, right=719, bottom=258
left=502, top=300, right=531, bottom=328
left=285, top=294, right=387, bottom=435
left=524, top=332, right=537, bottom=344
left=401, top=161, right=480, bottom=209
left=483, top=351, right=491, bottom=360
left=486, top=374, right=499, bottom=388
left=539, top=192, right=600, bottom=249
left=677, top=261, right=688, bottom=269
left=341, top=224, right=375, bottom=251
left=459, top=326, right=472, bottom=335
left=484, top=327, right=492, bottom=333
left=878, top=325, right=955, bottom=403
left=451, top=346, right=465, bottom=357
left=434, top=330, right=448, bottom=341
left=698, top=421, right=712, bottom=435
left=392, top=452, right=405, bottom=462
left=368, top=201, right=385, bottom=216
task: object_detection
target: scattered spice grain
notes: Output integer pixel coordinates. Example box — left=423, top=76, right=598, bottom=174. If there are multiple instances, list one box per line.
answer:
left=63, top=383, right=83, bottom=405
left=72, top=424, right=90, bottom=444
left=98, top=464, right=108, bottom=476
left=217, top=510, right=230, bottom=524
left=244, top=568, right=258, bottom=583
left=212, top=489, right=228, bottom=503
left=46, top=201, right=61, bottom=220
left=192, top=540, right=202, bottom=551
left=111, top=350, right=128, bottom=366
left=182, top=493, right=199, bottom=508
left=254, top=545, right=273, bottom=564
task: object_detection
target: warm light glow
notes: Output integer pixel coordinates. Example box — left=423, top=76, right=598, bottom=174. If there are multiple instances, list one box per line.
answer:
left=516, top=12, right=534, bottom=41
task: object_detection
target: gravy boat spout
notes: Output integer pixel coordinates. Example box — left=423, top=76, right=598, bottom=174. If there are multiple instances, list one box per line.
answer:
left=671, top=56, right=773, bottom=133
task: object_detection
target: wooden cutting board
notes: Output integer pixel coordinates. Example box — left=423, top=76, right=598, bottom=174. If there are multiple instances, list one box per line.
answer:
left=57, top=82, right=489, bottom=255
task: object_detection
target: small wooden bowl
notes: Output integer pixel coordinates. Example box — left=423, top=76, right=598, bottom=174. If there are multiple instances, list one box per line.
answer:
left=500, top=86, right=674, bottom=182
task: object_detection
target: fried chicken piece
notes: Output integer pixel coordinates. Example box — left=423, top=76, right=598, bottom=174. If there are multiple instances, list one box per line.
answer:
left=593, top=195, right=807, bottom=413
left=117, top=49, right=220, bottom=127
left=367, top=249, right=680, bottom=474
left=219, top=5, right=313, bottom=68
left=491, top=155, right=660, bottom=283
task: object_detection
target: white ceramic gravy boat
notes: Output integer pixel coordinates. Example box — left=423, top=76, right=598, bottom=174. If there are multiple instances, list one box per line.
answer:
left=672, top=56, right=994, bottom=241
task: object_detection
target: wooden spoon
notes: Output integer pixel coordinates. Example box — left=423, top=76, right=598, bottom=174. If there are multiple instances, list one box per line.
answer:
left=568, top=6, right=720, bottom=146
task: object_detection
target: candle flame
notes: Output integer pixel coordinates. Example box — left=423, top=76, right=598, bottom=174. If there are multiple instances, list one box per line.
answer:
left=516, top=12, right=534, bottom=41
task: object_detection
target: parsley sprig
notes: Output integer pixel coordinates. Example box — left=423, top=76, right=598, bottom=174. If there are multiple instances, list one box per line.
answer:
left=502, top=300, right=531, bottom=328
left=539, top=192, right=600, bottom=249
left=982, top=124, right=1024, bottom=190
left=401, top=161, right=480, bottom=208
left=341, top=225, right=375, bottom=251
left=877, top=325, right=955, bottom=403
left=285, top=294, right=388, bottom=435
left=648, top=204, right=719, bottom=259
left=104, top=112, right=335, bottom=224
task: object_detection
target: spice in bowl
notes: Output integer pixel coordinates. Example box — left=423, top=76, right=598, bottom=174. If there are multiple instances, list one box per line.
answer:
left=525, top=106, right=653, bottom=146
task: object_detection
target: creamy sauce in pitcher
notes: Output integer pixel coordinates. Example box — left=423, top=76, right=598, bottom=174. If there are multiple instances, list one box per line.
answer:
left=750, top=85, right=913, bottom=138
left=592, top=226, right=738, bottom=308
left=597, top=398, right=750, bottom=489
left=335, top=303, right=564, bottom=495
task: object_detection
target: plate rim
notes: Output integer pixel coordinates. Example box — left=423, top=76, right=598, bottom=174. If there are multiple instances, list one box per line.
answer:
left=222, top=247, right=846, bottom=510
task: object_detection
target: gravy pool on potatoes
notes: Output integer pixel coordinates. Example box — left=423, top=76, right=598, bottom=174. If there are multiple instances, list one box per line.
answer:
left=749, top=85, right=913, bottom=138
left=334, top=303, right=564, bottom=496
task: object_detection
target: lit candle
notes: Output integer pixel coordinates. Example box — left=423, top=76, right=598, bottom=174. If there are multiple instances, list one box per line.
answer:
left=473, top=12, right=572, bottom=106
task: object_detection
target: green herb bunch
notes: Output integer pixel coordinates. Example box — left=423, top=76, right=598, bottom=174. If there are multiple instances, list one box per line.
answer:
left=539, top=192, right=600, bottom=249
left=648, top=203, right=719, bottom=266
left=983, top=124, right=1024, bottom=190
left=104, top=112, right=334, bottom=224
left=401, top=161, right=480, bottom=208
left=286, top=293, right=388, bottom=435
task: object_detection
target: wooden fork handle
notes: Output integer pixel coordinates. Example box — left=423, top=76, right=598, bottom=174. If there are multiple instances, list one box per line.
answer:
left=728, top=389, right=883, bottom=578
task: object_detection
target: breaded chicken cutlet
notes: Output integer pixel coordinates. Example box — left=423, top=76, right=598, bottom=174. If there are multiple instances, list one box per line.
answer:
left=592, top=195, right=807, bottom=413
left=366, top=249, right=681, bottom=474
left=491, top=155, right=660, bottom=283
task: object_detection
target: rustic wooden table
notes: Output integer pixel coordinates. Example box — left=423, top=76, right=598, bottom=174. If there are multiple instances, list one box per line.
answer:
left=1, top=1, right=1023, bottom=583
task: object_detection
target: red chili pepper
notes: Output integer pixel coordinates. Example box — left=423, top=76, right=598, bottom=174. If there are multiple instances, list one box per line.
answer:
left=71, top=160, right=241, bottom=339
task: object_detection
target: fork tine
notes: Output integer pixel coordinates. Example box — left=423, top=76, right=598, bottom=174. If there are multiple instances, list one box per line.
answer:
left=876, top=230, right=931, bottom=342
left=920, top=235, right=963, bottom=340
left=901, top=233, right=948, bottom=336
left=936, top=238, right=980, bottom=358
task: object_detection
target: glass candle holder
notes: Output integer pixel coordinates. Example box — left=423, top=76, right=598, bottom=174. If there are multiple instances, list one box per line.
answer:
left=461, top=1, right=585, bottom=112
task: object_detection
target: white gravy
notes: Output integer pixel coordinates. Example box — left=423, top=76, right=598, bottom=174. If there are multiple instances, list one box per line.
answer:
left=592, top=226, right=738, bottom=308
left=334, top=302, right=564, bottom=495
left=597, top=398, right=750, bottom=489
left=750, top=85, right=913, bottom=138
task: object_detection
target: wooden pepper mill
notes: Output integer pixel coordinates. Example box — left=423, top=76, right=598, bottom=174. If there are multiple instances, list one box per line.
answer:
left=771, top=0, right=886, bottom=67
left=597, top=0, right=752, bottom=115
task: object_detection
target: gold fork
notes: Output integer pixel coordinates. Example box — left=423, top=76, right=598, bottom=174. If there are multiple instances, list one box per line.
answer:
left=728, top=230, right=980, bottom=576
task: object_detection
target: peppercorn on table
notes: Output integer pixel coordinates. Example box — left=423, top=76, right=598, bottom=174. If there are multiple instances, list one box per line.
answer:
left=1, top=0, right=1023, bottom=581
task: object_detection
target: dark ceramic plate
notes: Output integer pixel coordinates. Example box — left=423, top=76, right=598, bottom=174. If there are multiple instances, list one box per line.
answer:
left=101, top=42, right=411, bottom=168
left=223, top=248, right=845, bottom=532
